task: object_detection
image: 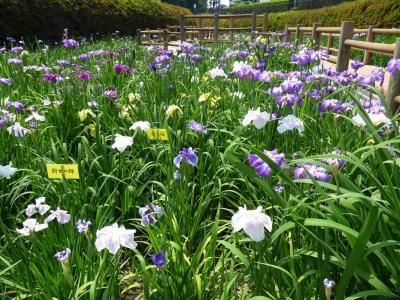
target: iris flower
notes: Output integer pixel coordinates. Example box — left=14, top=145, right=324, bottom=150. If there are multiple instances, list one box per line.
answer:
left=232, top=206, right=272, bottom=242
left=95, top=223, right=137, bottom=255
left=0, top=162, right=17, bottom=179
left=111, top=134, right=133, bottom=152
left=174, top=147, right=198, bottom=168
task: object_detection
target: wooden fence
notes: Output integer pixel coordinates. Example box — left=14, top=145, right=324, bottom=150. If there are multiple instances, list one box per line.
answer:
left=137, top=15, right=400, bottom=113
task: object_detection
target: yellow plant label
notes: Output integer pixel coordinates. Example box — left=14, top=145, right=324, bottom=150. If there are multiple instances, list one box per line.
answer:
left=147, top=129, right=169, bottom=141
left=46, top=164, right=80, bottom=179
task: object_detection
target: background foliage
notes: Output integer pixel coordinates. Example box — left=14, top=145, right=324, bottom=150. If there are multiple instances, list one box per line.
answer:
left=0, top=0, right=191, bottom=41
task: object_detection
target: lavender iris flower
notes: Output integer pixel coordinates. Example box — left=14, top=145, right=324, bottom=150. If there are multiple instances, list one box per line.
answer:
left=188, top=120, right=208, bottom=134
left=139, top=203, right=163, bottom=226
left=150, top=249, right=166, bottom=267
left=10, top=46, right=23, bottom=54
left=113, top=63, right=133, bottom=74
left=62, top=39, right=80, bottom=48
left=104, top=88, right=118, bottom=98
left=294, top=164, right=331, bottom=182
left=276, top=94, right=298, bottom=107
left=248, top=149, right=285, bottom=177
left=387, top=59, right=400, bottom=74
left=319, top=99, right=342, bottom=113
left=0, top=77, right=12, bottom=85
left=54, top=248, right=71, bottom=262
left=173, top=170, right=181, bottom=180
left=320, top=149, right=346, bottom=169
left=174, top=147, right=198, bottom=168
left=76, top=219, right=92, bottom=233
left=43, top=74, right=58, bottom=83
left=351, top=59, right=364, bottom=70
left=7, top=58, right=22, bottom=65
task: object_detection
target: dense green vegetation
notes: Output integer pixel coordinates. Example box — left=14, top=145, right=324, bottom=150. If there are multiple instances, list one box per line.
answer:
left=0, top=0, right=191, bottom=41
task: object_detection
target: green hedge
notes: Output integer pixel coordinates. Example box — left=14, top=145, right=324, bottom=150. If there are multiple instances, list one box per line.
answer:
left=225, top=0, right=399, bottom=31
left=0, top=0, right=191, bottom=41
left=228, top=0, right=288, bottom=14
left=267, top=0, right=400, bottom=30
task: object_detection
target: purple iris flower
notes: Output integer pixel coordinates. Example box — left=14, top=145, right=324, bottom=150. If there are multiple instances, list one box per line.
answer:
left=7, top=58, right=22, bottom=65
left=291, top=52, right=311, bottom=66
left=150, top=249, right=166, bottom=267
left=319, top=99, right=342, bottom=113
left=79, top=71, right=94, bottom=81
left=294, top=164, right=331, bottom=182
left=180, top=42, right=195, bottom=54
left=76, top=219, right=92, bottom=233
left=43, top=73, right=58, bottom=83
left=6, top=37, right=16, bottom=43
left=139, top=203, right=163, bottom=226
left=29, top=121, right=37, bottom=129
left=79, top=54, right=90, bottom=61
left=62, top=39, right=80, bottom=48
left=277, top=94, right=297, bottom=107
left=188, top=120, right=208, bottom=134
left=6, top=101, right=24, bottom=112
left=0, top=119, right=7, bottom=127
left=104, top=88, right=118, bottom=98
left=190, top=54, right=202, bottom=61
left=280, top=78, right=304, bottom=94
left=387, top=59, right=400, bottom=75
left=388, top=144, right=399, bottom=158
left=10, top=46, right=23, bottom=54
left=57, top=60, right=71, bottom=66
left=113, top=63, right=133, bottom=74
left=309, top=89, right=325, bottom=100
left=174, top=147, right=198, bottom=168
left=173, top=170, right=181, bottom=180
left=248, top=149, right=285, bottom=177
left=54, top=248, right=71, bottom=262
left=351, top=59, right=364, bottom=70
left=0, top=77, right=12, bottom=85
left=320, top=149, right=346, bottom=169
left=274, top=185, right=284, bottom=193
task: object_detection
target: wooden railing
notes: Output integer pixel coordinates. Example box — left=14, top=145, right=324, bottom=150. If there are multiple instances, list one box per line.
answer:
left=136, top=17, right=400, bottom=113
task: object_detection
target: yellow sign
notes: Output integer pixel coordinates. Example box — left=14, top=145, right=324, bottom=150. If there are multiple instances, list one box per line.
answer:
left=46, top=164, right=80, bottom=179
left=146, top=129, right=169, bottom=141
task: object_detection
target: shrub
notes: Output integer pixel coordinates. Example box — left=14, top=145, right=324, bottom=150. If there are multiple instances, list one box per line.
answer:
left=228, top=0, right=289, bottom=14
left=267, top=0, right=400, bottom=30
left=0, top=0, right=191, bottom=41
left=225, top=0, right=400, bottom=31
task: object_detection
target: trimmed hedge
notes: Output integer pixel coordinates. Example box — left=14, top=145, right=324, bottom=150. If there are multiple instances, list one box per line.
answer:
left=266, top=0, right=400, bottom=30
left=229, top=0, right=289, bottom=14
left=0, top=0, right=191, bottom=41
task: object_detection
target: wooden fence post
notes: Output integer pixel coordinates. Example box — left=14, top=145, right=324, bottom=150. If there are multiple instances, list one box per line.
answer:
left=363, top=25, right=375, bottom=65
left=336, top=21, right=354, bottom=72
left=214, top=13, right=219, bottom=43
left=180, top=14, right=186, bottom=42
left=145, top=28, right=150, bottom=43
left=312, top=23, right=321, bottom=49
left=136, top=29, right=141, bottom=45
left=327, top=33, right=333, bottom=55
left=284, top=25, right=290, bottom=43
left=163, top=29, right=168, bottom=49
left=229, top=17, right=234, bottom=41
left=199, top=18, right=203, bottom=40
left=295, top=24, right=301, bottom=42
left=263, top=13, right=268, bottom=33
left=251, top=11, right=257, bottom=40
left=388, top=38, right=400, bottom=113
